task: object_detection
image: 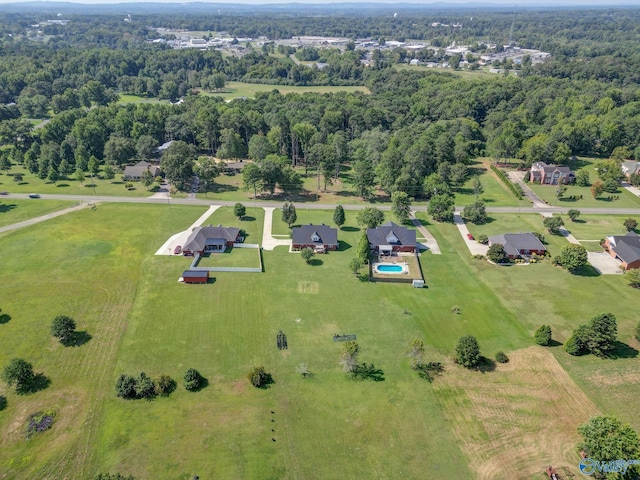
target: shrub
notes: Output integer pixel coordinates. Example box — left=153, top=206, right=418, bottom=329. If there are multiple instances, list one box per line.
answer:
left=477, top=234, right=488, bottom=244
left=115, top=374, right=136, bottom=399
left=247, top=366, right=271, bottom=388
left=300, top=247, right=315, bottom=264
left=487, top=244, right=508, bottom=264
left=534, top=325, right=552, bottom=346
left=495, top=351, right=509, bottom=363
left=25, top=409, right=56, bottom=439
left=183, top=368, right=203, bottom=391
left=153, top=374, right=176, bottom=396
left=490, top=164, right=523, bottom=199
left=134, top=372, right=155, bottom=399
left=564, top=333, right=583, bottom=356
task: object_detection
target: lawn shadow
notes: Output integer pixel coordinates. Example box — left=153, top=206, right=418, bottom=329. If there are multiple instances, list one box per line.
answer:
left=340, top=226, right=361, bottom=232
left=241, top=216, right=256, bottom=222
left=475, top=356, right=496, bottom=373
left=111, top=181, right=124, bottom=185
left=61, top=331, right=92, bottom=347
left=547, top=339, right=564, bottom=347
left=357, top=272, right=370, bottom=282
left=18, top=373, right=51, bottom=395
left=609, top=341, right=639, bottom=359
left=337, top=241, right=352, bottom=252
left=206, top=277, right=217, bottom=284
left=255, top=373, right=274, bottom=389
left=191, top=376, right=209, bottom=392
left=308, top=258, right=324, bottom=266
left=0, top=313, right=11, bottom=324
left=85, top=184, right=97, bottom=189
left=351, top=363, right=385, bottom=382
left=56, top=183, right=70, bottom=188
left=0, top=395, right=6, bottom=411
left=0, top=203, right=17, bottom=213
left=573, top=265, right=601, bottom=277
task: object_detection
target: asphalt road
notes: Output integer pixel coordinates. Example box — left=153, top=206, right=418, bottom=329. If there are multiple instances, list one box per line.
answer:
left=2, top=192, right=640, bottom=215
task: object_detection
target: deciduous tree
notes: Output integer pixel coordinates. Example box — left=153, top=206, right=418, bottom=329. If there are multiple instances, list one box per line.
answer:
left=391, top=191, right=411, bottom=223
left=558, top=243, right=588, bottom=273
left=356, top=207, right=384, bottom=229
left=234, top=203, right=246, bottom=220
left=51, top=315, right=76, bottom=344
left=2, top=358, right=35, bottom=393
left=624, top=218, right=638, bottom=232
left=281, top=201, right=297, bottom=228
left=455, top=336, right=481, bottom=368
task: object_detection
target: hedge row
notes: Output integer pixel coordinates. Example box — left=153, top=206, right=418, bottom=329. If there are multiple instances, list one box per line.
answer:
left=490, top=164, right=523, bottom=200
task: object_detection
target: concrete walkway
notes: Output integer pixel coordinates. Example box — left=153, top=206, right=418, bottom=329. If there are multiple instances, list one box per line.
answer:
left=409, top=212, right=441, bottom=254
left=261, top=207, right=292, bottom=251
left=507, top=171, right=549, bottom=208
left=621, top=181, right=640, bottom=197
left=155, top=205, right=219, bottom=255
left=453, top=212, right=489, bottom=256
left=0, top=203, right=90, bottom=235
left=539, top=212, right=581, bottom=244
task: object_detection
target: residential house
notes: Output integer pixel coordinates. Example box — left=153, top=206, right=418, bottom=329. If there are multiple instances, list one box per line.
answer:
left=123, top=161, right=161, bottom=181
left=604, top=231, right=640, bottom=270
left=488, top=233, right=547, bottom=259
left=182, top=225, right=242, bottom=256
left=621, top=161, right=640, bottom=180
left=529, top=162, right=575, bottom=185
left=366, top=222, right=417, bottom=254
left=291, top=224, right=338, bottom=253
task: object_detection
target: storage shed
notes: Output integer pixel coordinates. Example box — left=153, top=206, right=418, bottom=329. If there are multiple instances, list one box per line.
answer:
left=182, top=270, right=209, bottom=284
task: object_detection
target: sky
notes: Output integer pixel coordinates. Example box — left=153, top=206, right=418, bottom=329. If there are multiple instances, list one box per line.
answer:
left=1, top=0, right=640, bottom=4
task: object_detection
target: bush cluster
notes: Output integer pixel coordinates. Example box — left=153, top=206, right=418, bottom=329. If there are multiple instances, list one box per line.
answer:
left=183, top=368, right=203, bottom=391
left=495, top=351, right=509, bottom=363
left=490, top=165, right=523, bottom=200
left=115, top=372, right=175, bottom=399
left=247, top=366, right=272, bottom=388
left=25, top=409, right=56, bottom=439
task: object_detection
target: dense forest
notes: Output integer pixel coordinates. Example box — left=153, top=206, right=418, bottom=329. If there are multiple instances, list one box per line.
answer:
left=0, top=8, right=639, bottom=198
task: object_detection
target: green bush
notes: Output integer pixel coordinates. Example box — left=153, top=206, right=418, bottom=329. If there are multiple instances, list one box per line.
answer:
left=247, top=366, right=271, bottom=388
left=134, top=372, right=155, bottom=399
left=564, top=332, right=585, bottom=356
left=183, top=368, right=203, bottom=391
left=477, top=234, right=488, bottom=244
left=534, top=325, right=552, bottom=346
left=115, top=374, right=136, bottom=399
left=495, top=351, right=509, bottom=363
left=153, top=374, right=176, bottom=396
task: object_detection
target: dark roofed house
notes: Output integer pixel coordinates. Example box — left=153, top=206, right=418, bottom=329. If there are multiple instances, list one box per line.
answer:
left=182, top=225, right=242, bottom=256
left=488, top=232, right=546, bottom=259
left=366, top=222, right=416, bottom=254
left=604, top=231, right=640, bottom=270
left=529, top=162, right=575, bottom=185
left=123, top=161, right=161, bottom=181
left=621, top=161, right=640, bottom=179
left=292, top=224, right=338, bottom=253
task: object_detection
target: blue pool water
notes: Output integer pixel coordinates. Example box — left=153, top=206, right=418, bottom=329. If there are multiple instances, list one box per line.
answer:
left=377, top=264, right=403, bottom=273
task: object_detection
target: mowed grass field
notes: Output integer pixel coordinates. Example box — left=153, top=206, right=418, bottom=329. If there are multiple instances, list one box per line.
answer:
left=201, top=81, right=370, bottom=100
left=1, top=204, right=639, bottom=479
left=0, top=199, right=73, bottom=228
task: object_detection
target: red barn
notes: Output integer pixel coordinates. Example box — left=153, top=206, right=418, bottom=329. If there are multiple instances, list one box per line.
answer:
left=182, top=270, right=209, bottom=284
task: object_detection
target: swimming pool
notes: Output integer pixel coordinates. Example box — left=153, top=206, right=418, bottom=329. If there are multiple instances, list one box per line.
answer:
left=373, top=262, right=409, bottom=274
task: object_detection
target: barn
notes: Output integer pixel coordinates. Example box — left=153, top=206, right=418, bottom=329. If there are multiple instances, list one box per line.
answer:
left=182, top=270, right=209, bottom=284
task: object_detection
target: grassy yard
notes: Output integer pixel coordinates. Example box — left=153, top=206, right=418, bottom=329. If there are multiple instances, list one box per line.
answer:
left=454, top=159, right=525, bottom=208
left=1, top=204, right=639, bottom=479
left=529, top=182, right=640, bottom=208
left=201, top=81, right=370, bottom=101
left=194, top=247, right=261, bottom=269
left=562, top=214, right=638, bottom=241
left=0, top=199, right=73, bottom=228
left=0, top=168, right=156, bottom=198
left=117, top=94, right=170, bottom=105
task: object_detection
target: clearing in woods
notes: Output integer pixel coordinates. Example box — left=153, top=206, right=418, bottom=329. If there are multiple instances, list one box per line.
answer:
left=433, top=347, right=599, bottom=479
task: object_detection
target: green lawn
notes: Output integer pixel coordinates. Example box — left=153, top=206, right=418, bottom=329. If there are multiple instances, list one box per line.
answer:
left=201, top=81, right=370, bottom=101
left=117, top=94, right=170, bottom=105
left=454, top=160, right=525, bottom=208
left=529, top=182, right=640, bottom=208
left=0, top=168, right=156, bottom=198
left=194, top=247, right=261, bottom=268
left=562, top=214, right=637, bottom=241
left=0, top=199, right=74, bottom=228
left=201, top=206, right=265, bottom=244
left=2, top=203, right=639, bottom=478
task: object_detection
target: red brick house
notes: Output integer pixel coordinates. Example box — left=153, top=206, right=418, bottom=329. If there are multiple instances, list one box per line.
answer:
left=291, top=224, right=338, bottom=253
left=366, top=222, right=416, bottom=254
left=604, top=231, right=640, bottom=270
left=182, top=225, right=242, bottom=256
left=529, top=162, right=575, bottom=185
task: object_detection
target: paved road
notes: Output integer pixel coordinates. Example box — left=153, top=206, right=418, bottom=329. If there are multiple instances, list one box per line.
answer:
left=4, top=193, right=640, bottom=215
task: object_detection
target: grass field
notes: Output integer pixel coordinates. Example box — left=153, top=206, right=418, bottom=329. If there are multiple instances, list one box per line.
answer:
left=455, top=160, right=525, bottom=208
left=0, top=199, right=73, bottom=228
left=0, top=168, right=155, bottom=198
left=1, top=203, right=639, bottom=479
left=117, top=95, right=170, bottom=105
left=201, top=81, right=370, bottom=100
left=201, top=206, right=265, bottom=243
left=195, top=247, right=261, bottom=268
left=562, top=214, right=638, bottom=241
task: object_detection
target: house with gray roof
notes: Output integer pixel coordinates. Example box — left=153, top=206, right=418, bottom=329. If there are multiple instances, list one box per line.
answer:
left=621, top=161, right=640, bottom=179
left=529, top=162, right=575, bottom=185
left=182, top=225, right=242, bottom=256
left=291, top=224, right=338, bottom=252
left=604, top=231, right=640, bottom=270
left=123, top=161, right=161, bottom=181
left=488, top=233, right=546, bottom=259
left=366, top=222, right=416, bottom=254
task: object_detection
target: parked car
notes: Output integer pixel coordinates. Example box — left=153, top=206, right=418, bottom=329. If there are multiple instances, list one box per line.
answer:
left=466, top=233, right=474, bottom=240
left=28, top=193, right=40, bottom=198
left=0, top=191, right=8, bottom=195
left=174, top=245, right=182, bottom=255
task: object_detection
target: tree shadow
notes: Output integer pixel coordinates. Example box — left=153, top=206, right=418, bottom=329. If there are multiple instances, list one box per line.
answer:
left=337, top=241, right=352, bottom=251
left=206, top=278, right=217, bottom=284
left=61, top=331, right=92, bottom=347
left=85, top=184, right=97, bottom=189
left=18, top=373, right=51, bottom=395
left=111, top=181, right=124, bottom=185
left=475, top=356, right=496, bottom=373
left=0, top=395, right=6, bottom=411
left=547, top=339, right=564, bottom=347
left=0, top=203, right=17, bottom=213
left=0, top=313, right=11, bottom=324
left=340, top=226, right=360, bottom=232
left=190, top=376, right=209, bottom=392
left=56, top=183, right=70, bottom=188
left=357, top=273, right=371, bottom=282
left=255, top=373, right=274, bottom=389
left=308, top=258, right=324, bottom=266
left=351, top=363, right=385, bottom=382
left=572, top=265, right=601, bottom=277
left=609, top=341, right=639, bottom=359
left=241, top=216, right=256, bottom=222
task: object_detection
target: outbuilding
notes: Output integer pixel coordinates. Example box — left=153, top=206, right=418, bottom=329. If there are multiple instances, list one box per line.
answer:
left=182, top=270, right=209, bottom=284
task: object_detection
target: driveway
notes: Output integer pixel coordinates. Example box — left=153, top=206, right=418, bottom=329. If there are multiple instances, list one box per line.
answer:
left=409, top=212, right=441, bottom=254
left=507, top=171, right=548, bottom=208
left=155, top=205, right=219, bottom=255
left=587, top=252, right=622, bottom=275
left=621, top=181, right=640, bottom=197
left=261, top=207, right=292, bottom=251
left=454, top=213, right=489, bottom=256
